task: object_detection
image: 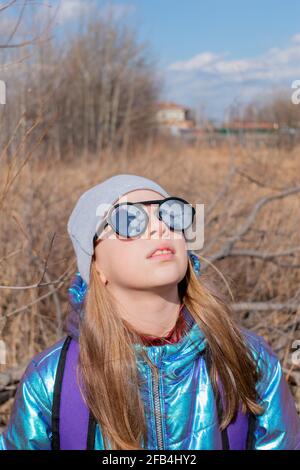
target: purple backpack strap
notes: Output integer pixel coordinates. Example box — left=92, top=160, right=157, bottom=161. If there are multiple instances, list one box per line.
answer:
left=204, top=346, right=256, bottom=450
left=51, top=336, right=96, bottom=450
left=217, top=377, right=255, bottom=449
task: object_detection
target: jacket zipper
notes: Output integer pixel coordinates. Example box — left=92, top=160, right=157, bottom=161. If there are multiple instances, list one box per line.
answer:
left=152, top=366, right=164, bottom=450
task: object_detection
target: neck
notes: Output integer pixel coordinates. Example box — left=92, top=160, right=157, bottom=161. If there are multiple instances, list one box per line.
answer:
left=108, top=283, right=182, bottom=337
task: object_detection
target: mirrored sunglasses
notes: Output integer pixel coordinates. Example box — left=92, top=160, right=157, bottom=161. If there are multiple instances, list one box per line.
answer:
left=93, top=196, right=196, bottom=243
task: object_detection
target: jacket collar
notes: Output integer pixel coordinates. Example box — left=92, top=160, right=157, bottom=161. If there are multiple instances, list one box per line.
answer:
left=133, top=305, right=207, bottom=369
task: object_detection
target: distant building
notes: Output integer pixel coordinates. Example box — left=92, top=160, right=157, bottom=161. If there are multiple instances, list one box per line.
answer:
left=155, top=102, right=196, bottom=131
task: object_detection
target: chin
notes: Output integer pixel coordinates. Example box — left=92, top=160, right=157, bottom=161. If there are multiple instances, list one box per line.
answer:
left=149, top=271, right=182, bottom=285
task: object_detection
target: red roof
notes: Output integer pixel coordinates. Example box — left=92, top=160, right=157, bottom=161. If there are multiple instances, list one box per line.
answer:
left=226, top=121, right=279, bottom=130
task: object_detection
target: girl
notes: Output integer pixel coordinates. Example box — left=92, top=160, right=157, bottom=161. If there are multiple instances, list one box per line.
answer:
left=1, top=174, right=300, bottom=450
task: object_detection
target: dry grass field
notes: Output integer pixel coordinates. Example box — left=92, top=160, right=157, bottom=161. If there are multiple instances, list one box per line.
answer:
left=1, top=137, right=300, bottom=428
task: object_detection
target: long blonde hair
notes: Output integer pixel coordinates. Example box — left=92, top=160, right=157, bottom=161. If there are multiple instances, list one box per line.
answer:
left=77, top=255, right=264, bottom=450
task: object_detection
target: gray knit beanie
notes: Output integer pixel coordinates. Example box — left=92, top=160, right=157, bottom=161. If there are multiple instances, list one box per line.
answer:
left=67, top=174, right=170, bottom=285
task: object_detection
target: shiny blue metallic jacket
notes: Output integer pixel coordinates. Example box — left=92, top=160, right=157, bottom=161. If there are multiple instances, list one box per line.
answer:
left=1, top=316, right=300, bottom=450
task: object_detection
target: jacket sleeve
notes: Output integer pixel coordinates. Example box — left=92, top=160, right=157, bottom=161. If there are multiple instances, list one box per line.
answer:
left=0, top=358, right=52, bottom=450
left=252, top=335, right=300, bottom=450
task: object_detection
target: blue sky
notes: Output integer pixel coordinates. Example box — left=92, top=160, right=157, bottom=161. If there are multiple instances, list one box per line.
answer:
left=120, top=0, right=300, bottom=122
left=120, top=0, right=300, bottom=64
left=2, top=0, right=300, bottom=121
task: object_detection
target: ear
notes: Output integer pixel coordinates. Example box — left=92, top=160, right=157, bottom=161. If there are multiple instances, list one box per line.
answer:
left=95, top=265, right=108, bottom=285
left=93, top=245, right=108, bottom=285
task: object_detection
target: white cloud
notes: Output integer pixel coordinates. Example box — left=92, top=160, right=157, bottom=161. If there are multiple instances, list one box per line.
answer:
left=100, top=3, right=136, bottom=21
left=58, top=0, right=88, bottom=22
left=54, top=0, right=135, bottom=24
left=291, top=33, right=300, bottom=43
left=168, top=35, right=300, bottom=81
left=169, top=52, right=221, bottom=72
left=165, top=33, right=300, bottom=119
left=32, top=0, right=93, bottom=25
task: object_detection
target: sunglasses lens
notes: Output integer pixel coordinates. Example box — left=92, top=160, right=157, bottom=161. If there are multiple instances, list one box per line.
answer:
left=111, top=204, right=147, bottom=237
left=159, top=199, right=194, bottom=231
left=108, top=198, right=194, bottom=239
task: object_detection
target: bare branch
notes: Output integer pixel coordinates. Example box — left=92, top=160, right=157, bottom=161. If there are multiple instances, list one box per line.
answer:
left=2, top=0, right=27, bottom=47
left=3, top=265, right=73, bottom=319
left=206, top=163, right=237, bottom=218
left=0, top=33, right=53, bottom=48
left=205, top=186, right=300, bottom=266
left=236, top=168, right=286, bottom=192
left=0, top=0, right=17, bottom=13
left=229, top=247, right=300, bottom=259
left=0, top=262, right=74, bottom=290
left=224, top=247, right=300, bottom=268
left=232, top=302, right=300, bottom=312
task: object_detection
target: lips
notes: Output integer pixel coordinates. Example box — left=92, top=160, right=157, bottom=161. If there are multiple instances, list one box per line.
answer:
left=147, top=244, right=176, bottom=258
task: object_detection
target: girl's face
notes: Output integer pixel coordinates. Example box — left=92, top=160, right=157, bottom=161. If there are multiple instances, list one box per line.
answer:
left=93, top=189, right=188, bottom=290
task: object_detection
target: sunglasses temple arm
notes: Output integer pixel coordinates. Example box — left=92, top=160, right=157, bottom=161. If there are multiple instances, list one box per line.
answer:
left=94, top=220, right=108, bottom=242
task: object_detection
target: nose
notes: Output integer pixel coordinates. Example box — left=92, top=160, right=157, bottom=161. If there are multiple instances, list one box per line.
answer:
left=146, top=204, right=168, bottom=239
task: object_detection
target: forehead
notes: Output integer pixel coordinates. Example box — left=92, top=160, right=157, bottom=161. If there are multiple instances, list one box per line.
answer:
left=116, top=189, right=166, bottom=204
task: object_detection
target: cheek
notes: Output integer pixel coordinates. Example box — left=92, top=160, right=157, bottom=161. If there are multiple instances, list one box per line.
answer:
left=174, top=236, right=188, bottom=258
left=174, top=238, right=189, bottom=272
left=99, top=240, right=139, bottom=278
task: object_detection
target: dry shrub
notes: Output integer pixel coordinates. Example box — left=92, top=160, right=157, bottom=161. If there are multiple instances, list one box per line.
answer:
left=1, top=138, right=300, bottom=425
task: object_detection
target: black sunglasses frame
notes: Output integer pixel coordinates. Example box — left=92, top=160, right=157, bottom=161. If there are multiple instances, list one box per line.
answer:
left=93, top=196, right=196, bottom=244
